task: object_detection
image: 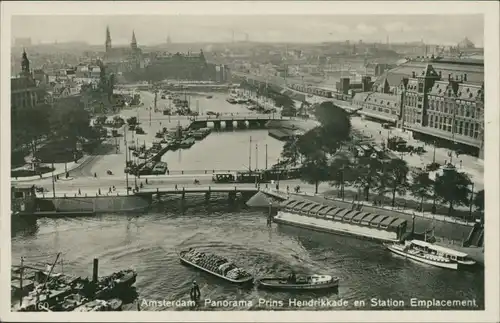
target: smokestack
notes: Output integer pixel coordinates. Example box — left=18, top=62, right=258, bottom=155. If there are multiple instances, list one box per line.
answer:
left=412, top=71, right=416, bottom=78
left=448, top=73, right=451, bottom=81
left=92, top=258, right=99, bottom=283
left=438, top=71, right=442, bottom=78
left=464, top=73, right=468, bottom=82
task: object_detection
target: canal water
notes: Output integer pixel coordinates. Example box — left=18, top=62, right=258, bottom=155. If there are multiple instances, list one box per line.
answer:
left=11, top=195, right=484, bottom=311
left=12, top=90, right=484, bottom=311
left=99, top=91, right=286, bottom=175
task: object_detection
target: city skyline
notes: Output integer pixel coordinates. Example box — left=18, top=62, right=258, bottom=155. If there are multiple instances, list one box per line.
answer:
left=12, top=14, right=483, bottom=47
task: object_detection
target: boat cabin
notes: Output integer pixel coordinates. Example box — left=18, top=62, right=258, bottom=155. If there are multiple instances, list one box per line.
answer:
left=409, top=240, right=471, bottom=263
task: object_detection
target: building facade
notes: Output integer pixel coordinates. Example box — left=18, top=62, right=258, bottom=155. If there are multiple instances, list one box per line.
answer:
left=144, top=50, right=217, bottom=82
left=11, top=50, right=45, bottom=119
left=352, top=63, right=484, bottom=157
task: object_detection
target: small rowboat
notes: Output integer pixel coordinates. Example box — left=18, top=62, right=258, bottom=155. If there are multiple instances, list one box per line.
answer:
left=179, top=250, right=253, bottom=285
left=255, top=274, right=339, bottom=291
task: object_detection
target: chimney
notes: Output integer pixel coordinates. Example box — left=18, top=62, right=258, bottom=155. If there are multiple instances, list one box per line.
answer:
left=464, top=73, right=468, bottom=82
left=412, top=71, right=416, bottom=78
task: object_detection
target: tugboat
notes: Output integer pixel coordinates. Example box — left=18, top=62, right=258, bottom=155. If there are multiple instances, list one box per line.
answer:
left=179, top=249, right=253, bottom=285
left=255, top=274, right=339, bottom=291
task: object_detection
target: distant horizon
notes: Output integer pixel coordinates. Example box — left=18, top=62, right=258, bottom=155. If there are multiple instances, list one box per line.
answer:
left=11, top=14, right=484, bottom=47
left=12, top=39, right=483, bottom=49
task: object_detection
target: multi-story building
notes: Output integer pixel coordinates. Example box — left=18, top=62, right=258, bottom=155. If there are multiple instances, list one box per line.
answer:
left=352, top=61, right=484, bottom=158
left=11, top=50, right=45, bottom=119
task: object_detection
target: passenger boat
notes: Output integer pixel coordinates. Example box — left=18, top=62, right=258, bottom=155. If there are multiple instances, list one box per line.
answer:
left=385, top=240, right=476, bottom=270
left=179, top=249, right=253, bottom=284
left=206, top=95, right=213, bottom=99
left=255, top=274, right=339, bottom=291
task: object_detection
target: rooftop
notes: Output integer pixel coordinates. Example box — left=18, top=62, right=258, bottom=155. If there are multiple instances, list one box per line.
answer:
left=280, top=198, right=407, bottom=230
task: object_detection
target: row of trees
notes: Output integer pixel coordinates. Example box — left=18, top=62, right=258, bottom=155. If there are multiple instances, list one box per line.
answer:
left=279, top=101, right=485, bottom=217
left=12, top=97, right=96, bottom=164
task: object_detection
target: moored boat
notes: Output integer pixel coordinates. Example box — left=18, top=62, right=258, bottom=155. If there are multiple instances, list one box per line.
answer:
left=255, top=274, right=339, bottom=291
left=179, top=249, right=253, bottom=284
left=73, top=298, right=123, bottom=312
left=385, top=240, right=476, bottom=270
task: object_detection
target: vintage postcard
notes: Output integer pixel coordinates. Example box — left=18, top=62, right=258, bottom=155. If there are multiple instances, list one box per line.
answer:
left=1, top=1, right=499, bottom=322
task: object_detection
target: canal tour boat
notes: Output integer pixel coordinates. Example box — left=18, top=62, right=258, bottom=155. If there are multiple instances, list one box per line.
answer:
left=385, top=240, right=477, bottom=270
left=179, top=249, right=253, bottom=285
left=255, top=274, right=339, bottom=291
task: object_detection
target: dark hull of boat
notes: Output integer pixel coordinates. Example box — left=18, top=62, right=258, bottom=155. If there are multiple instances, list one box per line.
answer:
left=179, top=256, right=253, bottom=285
left=256, top=278, right=339, bottom=290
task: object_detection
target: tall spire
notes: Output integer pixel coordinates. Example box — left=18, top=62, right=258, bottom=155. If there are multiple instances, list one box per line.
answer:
left=21, top=48, right=30, bottom=76
left=131, top=30, right=137, bottom=50
left=105, top=25, right=112, bottom=52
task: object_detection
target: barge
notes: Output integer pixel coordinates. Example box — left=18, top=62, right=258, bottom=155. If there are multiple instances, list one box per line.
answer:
left=12, top=255, right=137, bottom=312
left=274, top=199, right=408, bottom=243
left=179, top=249, right=253, bottom=285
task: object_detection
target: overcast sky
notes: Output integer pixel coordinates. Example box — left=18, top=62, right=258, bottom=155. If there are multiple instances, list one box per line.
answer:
left=11, top=15, right=483, bottom=46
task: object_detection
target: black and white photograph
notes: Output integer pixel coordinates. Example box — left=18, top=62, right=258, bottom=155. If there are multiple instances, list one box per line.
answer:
left=1, top=1, right=499, bottom=322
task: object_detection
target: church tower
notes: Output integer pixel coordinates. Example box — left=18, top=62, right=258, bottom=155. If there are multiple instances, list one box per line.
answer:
left=21, top=49, right=30, bottom=77
left=105, top=26, right=112, bottom=52
left=131, top=30, right=137, bottom=51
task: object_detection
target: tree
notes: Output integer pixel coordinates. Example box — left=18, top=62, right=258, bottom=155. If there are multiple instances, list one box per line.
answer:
left=300, top=152, right=330, bottom=194
left=313, top=102, right=351, bottom=153
left=95, top=115, right=107, bottom=125
left=385, top=159, right=410, bottom=207
left=473, top=189, right=485, bottom=213
left=354, top=156, right=383, bottom=201
left=434, top=168, right=472, bottom=216
left=275, top=94, right=296, bottom=117
left=107, top=73, right=116, bottom=101
left=280, top=136, right=301, bottom=167
left=50, top=98, right=92, bottom=148
left=409, top=169, right=434, bottom=212
left=17, top=104, right=52, bottom=157
left=328, top=152, right=356, bottom=200
left=296, top=127, right=324, bottom=156
left=127, top=116, right=138, bottom=126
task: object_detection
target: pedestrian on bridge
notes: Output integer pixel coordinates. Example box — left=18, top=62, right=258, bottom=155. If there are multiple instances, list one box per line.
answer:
left=78, top=188, right=81, bottom=195
left=98, top=188, right=101, bottom=195
left=94, top=172, right=97, bottom=178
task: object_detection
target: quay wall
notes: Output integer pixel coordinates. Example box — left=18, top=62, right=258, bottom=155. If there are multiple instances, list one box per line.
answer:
left=36, top=195, right=150, bottom=213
